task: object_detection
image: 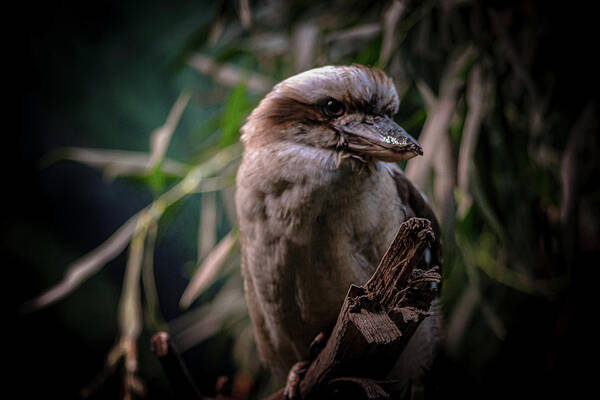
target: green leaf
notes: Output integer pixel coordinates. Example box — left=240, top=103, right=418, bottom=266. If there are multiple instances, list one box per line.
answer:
left=355, top=34, right=383, bottom=67
left=144, top=166, right=168, bottom=195
left=403, top=108, right=427, bottom=133
left=220, top=82, right=250, bottom=147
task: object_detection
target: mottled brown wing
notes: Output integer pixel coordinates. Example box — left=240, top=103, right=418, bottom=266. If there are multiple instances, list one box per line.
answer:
left=388, top=165, right=442, bottom=273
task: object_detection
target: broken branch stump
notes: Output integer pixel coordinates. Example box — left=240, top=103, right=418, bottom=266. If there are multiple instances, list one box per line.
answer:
left=266, top=217, right=441, bottom=400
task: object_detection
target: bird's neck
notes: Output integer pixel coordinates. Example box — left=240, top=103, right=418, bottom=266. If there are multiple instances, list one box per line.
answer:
left=238, top=140, right=395, bottom=254
left=242, top=140, right=376, bottom=191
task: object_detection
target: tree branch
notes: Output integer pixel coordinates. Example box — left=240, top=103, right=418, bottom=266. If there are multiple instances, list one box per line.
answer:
left=267, top=217, right=440, bottom=400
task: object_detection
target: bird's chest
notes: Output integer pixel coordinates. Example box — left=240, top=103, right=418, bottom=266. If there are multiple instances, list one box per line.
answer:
left=290, top=200, right=395, bottom=323
left=237, top=156, right=404, bottom=348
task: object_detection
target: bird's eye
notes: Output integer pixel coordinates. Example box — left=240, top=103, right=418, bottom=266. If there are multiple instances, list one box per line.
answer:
left=322, top=98, right=345, bottom=118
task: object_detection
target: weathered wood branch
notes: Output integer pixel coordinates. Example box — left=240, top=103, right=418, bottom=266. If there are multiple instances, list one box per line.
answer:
left=266, top=217, right=441, bottom=400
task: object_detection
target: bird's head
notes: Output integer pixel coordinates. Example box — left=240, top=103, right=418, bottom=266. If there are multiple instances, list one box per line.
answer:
left=241, top=65, right=422, bottom=163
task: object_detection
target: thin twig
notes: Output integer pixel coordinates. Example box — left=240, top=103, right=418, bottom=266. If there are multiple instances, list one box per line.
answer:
left=188, top=54, right=275, bottom=95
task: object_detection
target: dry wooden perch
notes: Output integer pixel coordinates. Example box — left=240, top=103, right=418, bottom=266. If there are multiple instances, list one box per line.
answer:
left=265, top=217, right=440, bottom=400
left=153, top=217, right=440, bottom=400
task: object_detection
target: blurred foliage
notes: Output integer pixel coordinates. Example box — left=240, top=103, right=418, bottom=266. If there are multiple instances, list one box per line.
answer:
left=12, top=0, right=599, bottom=399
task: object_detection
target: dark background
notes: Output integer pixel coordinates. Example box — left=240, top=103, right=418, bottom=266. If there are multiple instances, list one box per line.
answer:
left=10, top=1, right=216, bottom=398
left=7, top=1, right=599, bottom=399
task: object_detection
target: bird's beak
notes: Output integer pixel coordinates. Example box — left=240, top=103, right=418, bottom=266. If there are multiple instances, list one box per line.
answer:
left=333, top=115, right=422, bottom=162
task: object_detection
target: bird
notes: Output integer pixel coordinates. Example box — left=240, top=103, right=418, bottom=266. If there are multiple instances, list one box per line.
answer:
left=235, top=65, right=442, bottom=397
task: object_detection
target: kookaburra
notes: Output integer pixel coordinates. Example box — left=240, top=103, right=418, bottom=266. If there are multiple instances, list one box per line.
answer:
left=235, top=65, right=441, bottom=395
